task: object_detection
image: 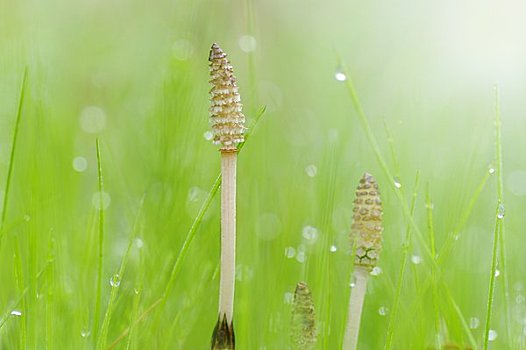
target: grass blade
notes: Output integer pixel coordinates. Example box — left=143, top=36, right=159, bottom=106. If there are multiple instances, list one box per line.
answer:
left=0, top=68, right=27, bottom=248
left=93, top=138, right=105, bottom=344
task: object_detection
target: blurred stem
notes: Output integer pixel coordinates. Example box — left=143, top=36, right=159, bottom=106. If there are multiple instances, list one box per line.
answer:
left=343, top=266, right=369, bottom=350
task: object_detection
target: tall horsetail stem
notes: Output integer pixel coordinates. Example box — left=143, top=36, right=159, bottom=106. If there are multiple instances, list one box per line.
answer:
left=343, top=173, right=383, bottom=350
left=209, top=43, right=246, bottom=350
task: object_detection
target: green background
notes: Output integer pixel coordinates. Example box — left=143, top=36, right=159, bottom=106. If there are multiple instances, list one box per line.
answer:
left=1, top=0, right=525, bottom=348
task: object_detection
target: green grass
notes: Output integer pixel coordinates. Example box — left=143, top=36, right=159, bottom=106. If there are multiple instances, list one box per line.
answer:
left=1, top=1, right=525, bottom=349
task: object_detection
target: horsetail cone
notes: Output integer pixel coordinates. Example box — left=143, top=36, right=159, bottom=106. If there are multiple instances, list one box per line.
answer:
left=351, top=173, right=383, bottom=269
left=209, top=43, right=246, bottom=150
left=291, top=282, right=317, bottom=350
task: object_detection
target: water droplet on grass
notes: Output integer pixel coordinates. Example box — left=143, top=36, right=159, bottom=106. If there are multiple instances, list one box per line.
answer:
left=285, top=247, right=296, bottom=258
left=370, top=266, right=382, bottom=276
left=305, top=164, right=317, bottom=177
left=296, top=251, right=306, bottom=263
left=495, top=269, right=500, bottom=277
left=283, top=292, right=293, bottom=304
left=92, top=191, right=111, bottom=211
left=394, top=178, right=402, bottom=189
left=81, top=329, right=91, bottom=338
left=134, top=238, right=144, bottom=249
left=203, top=131, right=213, bottom=140
left=73, top=156, right=88, bottom=172
left=378, top=306, right=389, bottom=316
left=488, top=167, right=496, bottom=174
left=411, top=255, right=422, bottom=265
left=497, top=204, right=505, bottom=219
left=350, top=276, right=356, bottom=288
left=238, top=35, right=257, bottom=53
left=469, top=317, right=480, bottom=329
left=10, top=310, right=22, bottom=317
left=302, top=225, right=319, bottom=243
left=256, top=213, right=282, bottom=241
left=330, top=245, right=337, bottom=252
left=80, top=106, right=106, bottom=133
left=334, top=69, right=347, bottom=81
left=110, top=274, right=121, bottom=287
left=488, top=329, right=498, bottom=341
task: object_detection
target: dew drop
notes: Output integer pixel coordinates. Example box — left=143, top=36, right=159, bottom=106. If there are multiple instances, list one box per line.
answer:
left=330, top=245, right=338, bottom=253
left=283, top=292, right=294, bottom=304
left=370, top=266, right=382, bottom=276
left=378, top=306, right=389, bottom=316
left=10, top=310, right=22, bottom=317
left=334, top=68, right=347, bottom=82
left=296, top=251, right=306, bottom=263
left=469, top=317, right=480, bottom=329
left=134, top=238, right=144, bottom=249
left=394, top=178, right=402, bottom=189
left=91, top=191, right=111, bottom=211
left=81, top=329, right=91, bottom=338
left=497, top=204, right=505, bottom=219
left=488, top=167, right=496, bottom=175
left=203, top=131, right=213, bottom=141
left=284, top=247, right=296, bottom=258
left=488, top=329, right=498, bottom=341
left=134, top=288, right=140, bottom=295
left=302, top=225, right=319, bottom=243
left=411, top=255, right=422, bottom=265
left=256, top=213, right=282, bottom=241
left=110, top=274, right=121, bottom=288
left=350, top=275, right=357, bottom=288
left=72, top=156, right=88, bottom=172
left=305, top=164, right=318, bottom=177
left=238, top=35, right=257, bottom=53
left=80, top=106, right=106, bottom=133
left=495, top=269, right=500, bottom=277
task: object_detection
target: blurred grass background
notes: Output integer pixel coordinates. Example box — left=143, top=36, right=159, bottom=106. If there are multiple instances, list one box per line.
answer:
left=1, top=0, right=526, bottom=348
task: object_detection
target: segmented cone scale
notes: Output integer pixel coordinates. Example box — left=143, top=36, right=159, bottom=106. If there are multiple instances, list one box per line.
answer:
left=209, top=43, right=246, bottom=150
left=350, top=173, right=383, bottom=268
left=291, top=281, right=317, bottom=350
left=211, top=314, right=235, bottom=350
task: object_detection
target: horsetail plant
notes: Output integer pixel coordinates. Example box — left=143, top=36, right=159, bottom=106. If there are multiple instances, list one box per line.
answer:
left=208, top=43, right=246, bottom=350
left=343, top=173, right=383, bottom=350
left=291, top=281, right=317, bottom=350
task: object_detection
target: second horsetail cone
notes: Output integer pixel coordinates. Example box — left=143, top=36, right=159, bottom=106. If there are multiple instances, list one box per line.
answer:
left=351, top=173, right=383, bottom=269
left=209, top=43, right=246, bottom=150
left=291, top=281, right=317, bottom=350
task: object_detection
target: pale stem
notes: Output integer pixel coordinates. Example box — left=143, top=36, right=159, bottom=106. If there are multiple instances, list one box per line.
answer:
left=219, top=150, right=237, bottom=323
left=343, top=266, right=369, bottom=350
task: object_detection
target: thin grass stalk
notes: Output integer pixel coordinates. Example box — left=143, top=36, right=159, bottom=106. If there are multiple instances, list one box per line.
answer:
left=93, top=138, right=105, bottom=344
left=344, top=173, right=383, bottom=350
left=97, top=197, right=146, bottom=350
left=484, top=86, right=509, bottom=349
left=494, top=87, right=512, bottom=345
left=384, top=171, right=420, bottom=349
left=0, top=69, right=27, bottom=249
